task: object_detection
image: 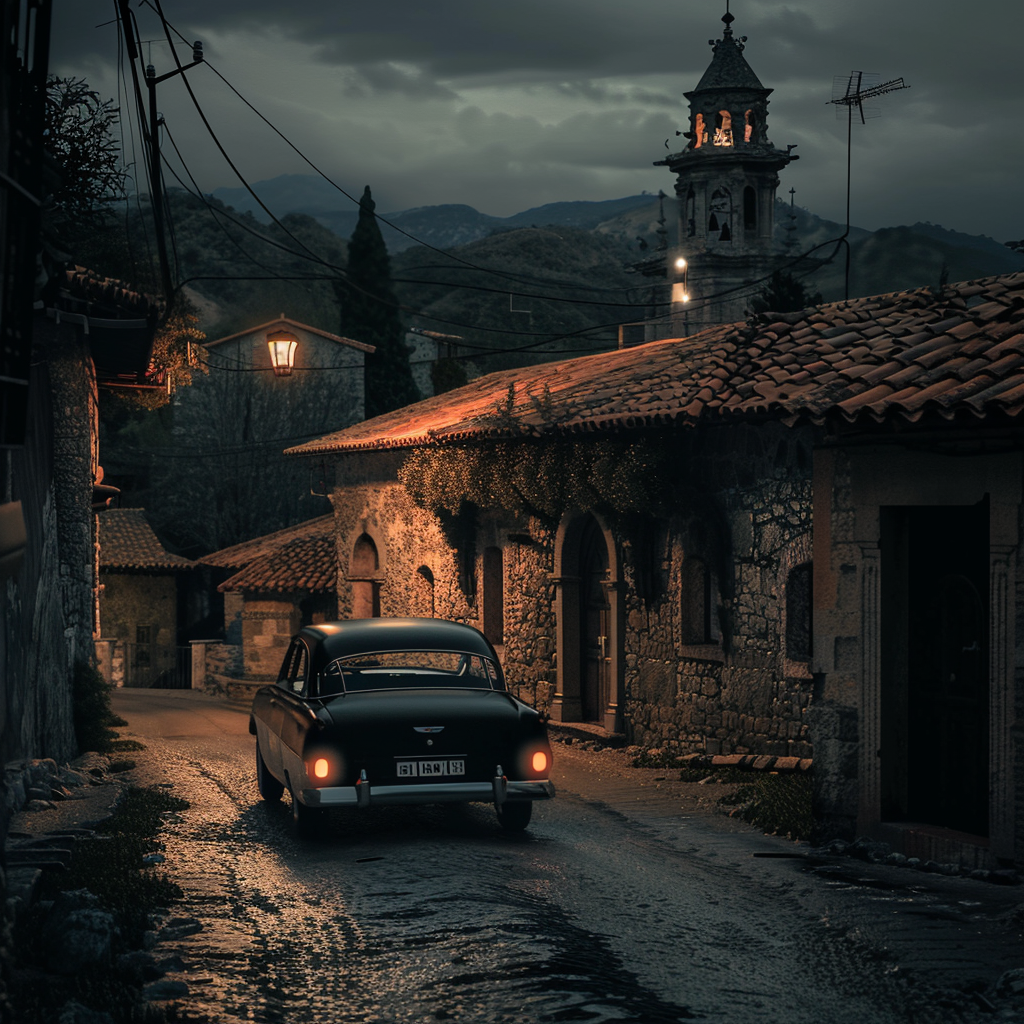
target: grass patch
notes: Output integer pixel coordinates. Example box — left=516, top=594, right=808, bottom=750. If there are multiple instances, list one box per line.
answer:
left=14, top=786, right=192, bottom=1023
left=718, top=772, right=814, bottom=841
left=43, top=786, right=188, bottom=942
left=631, top=749, right=692, bottom=769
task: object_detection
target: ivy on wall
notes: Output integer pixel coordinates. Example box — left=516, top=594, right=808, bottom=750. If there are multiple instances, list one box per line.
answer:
left=398, top=437, right=674, bottom=525
left=398, top=432, right=737, bottom=619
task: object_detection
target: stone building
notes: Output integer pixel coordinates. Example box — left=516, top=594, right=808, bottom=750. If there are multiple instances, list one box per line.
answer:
left=169, top=316, right=374, bottom=551
left=286, top=271, right=1024, bottom=868
left=95, top=508, right=198, bottom=687
left=653, top=8, right=799, bottom=334
left=198, top=515, right=336, bottom=694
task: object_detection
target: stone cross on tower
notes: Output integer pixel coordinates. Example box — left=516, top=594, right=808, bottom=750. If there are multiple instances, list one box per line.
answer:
left=655, top=5, right=798, bottom=332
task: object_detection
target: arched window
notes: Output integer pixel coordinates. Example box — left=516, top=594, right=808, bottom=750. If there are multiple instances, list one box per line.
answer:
left=351, top=533, right=380, bottom=618
left=785, top=562, right=813, bottom=663
left=413, top=565, right=435, bottom=618
left=713, top=110, right=733, bottom=147
left=681, top=558, right=714, bottom=644
left=709, top=188, right=731, bottom=241
left=744, top=109, right=756, bottom=143
left=744, top=186, right=757, bottom=232
left=686, top=187, right=696, bottom=237
left=693, top=113, right=706, bottom=149
left=482, top=547, right=504, bottom=645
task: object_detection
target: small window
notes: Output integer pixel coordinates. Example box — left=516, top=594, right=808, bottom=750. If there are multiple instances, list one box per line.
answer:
left=744, top=109, right=756, bottom=143
left=786, top=563, right=813, bottom=663
left=713, top=110, right=733, bottom=147
left=681, top=558, right=713, bottom=644
left=136, top=625, right=152, bottom=644
left=413, top=566, right=435, bottom=618
left=482, top=547, right=504, bottom=645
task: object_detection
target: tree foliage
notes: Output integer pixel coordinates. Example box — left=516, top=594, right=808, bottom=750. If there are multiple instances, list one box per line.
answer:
left=130, top=294, right=208, bottom=409
left=43, top=77, right=128, bottom=249
left=748, top=270, right=822, bottom=316
left=337, top=186, right=419, bottom=418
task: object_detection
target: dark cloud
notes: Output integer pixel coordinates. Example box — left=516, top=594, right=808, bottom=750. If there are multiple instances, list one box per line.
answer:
left=340, top=63, right=459, bottom=101
left=47, top=0, right=1023, bottom=239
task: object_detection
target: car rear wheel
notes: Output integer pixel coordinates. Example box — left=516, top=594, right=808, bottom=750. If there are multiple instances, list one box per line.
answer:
left=256, top=742, right=284, bottom=802
left=497, top=800, right=532, bottom=832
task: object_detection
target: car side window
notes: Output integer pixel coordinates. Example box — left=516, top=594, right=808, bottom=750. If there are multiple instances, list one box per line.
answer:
left=287, top=644, right=309, bottom=696
left=277, top=642, right=299, bottom=686
left=278, top=641, right=308, bottom=695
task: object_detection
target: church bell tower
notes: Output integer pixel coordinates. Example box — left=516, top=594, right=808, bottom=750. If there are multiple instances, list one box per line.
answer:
left=656, top=6, right=797, bottom=331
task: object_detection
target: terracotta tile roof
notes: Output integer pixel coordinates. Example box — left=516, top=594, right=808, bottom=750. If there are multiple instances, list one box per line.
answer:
left=286, top=272, right=1024, bottom=456
left=200, top=515, right=334, bottom=571
left=215, top=524, right=336, bottom=595
left=98, top=509, right=195, bottom=571
left=207, top=316, right=374, bottom=354
left=62, top=266, right=161, bottom=320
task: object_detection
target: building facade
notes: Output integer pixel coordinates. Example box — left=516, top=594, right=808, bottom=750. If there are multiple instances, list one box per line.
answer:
left=288, top=271, right=1024, bottom=868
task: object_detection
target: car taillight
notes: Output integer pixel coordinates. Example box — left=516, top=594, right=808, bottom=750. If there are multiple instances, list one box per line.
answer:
left=531, top=750, right=548, bottom=773
left=313, top=757, right=330, bottom=780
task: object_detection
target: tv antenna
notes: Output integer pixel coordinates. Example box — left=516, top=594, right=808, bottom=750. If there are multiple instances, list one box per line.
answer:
left=828, top=71, right=909, bottom=298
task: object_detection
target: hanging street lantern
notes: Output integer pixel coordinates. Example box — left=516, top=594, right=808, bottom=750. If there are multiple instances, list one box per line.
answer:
left=266, top=328, right=299, bottom=377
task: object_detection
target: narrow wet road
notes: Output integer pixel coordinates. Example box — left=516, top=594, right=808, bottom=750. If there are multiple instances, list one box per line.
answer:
left=111, top=690, right=925, bottom=1023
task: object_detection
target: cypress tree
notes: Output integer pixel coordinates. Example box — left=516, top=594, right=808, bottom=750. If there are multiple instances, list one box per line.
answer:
left=749, top=270, right=822, bottom=316
left=337, top=186, right=419, bottom=418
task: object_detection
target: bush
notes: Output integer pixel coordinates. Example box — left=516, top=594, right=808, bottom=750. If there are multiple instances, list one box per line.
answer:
left=718, top=772, right=814, bottom=841
left=72, top=659, right=119, bottom=754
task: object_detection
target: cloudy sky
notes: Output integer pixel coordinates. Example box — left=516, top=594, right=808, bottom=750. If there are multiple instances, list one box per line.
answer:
left=50, top=0, right=1023, bottom=242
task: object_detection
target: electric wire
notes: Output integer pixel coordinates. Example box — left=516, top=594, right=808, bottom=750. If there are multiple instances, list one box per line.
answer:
left=126, top=2, right=847, bottom=362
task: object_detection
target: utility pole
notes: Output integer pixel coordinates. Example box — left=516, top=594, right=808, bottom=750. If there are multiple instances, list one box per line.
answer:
left=116, top=0, right=203, bottom=305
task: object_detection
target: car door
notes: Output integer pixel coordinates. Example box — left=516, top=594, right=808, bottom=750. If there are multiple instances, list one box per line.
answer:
left=276, top=639, right=315, bottom=786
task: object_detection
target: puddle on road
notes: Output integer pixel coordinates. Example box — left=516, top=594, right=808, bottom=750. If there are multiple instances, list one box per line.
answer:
left=344, top=883, right=696, bottom=1023
left=146, top=746, right=695, bottom=1023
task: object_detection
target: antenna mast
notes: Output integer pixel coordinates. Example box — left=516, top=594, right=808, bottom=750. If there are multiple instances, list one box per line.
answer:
left=828, top=71, right=909, bottom=299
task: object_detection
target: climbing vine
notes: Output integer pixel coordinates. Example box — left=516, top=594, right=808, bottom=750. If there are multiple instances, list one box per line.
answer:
left=399, top=437, right=675, bottom=525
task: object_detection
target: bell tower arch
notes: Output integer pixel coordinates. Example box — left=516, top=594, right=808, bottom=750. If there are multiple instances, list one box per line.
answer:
left=655, top=6, right=798, bottom=330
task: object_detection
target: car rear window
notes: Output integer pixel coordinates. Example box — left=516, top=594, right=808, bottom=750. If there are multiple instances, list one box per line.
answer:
left=320, top=651, right=504, bottom=695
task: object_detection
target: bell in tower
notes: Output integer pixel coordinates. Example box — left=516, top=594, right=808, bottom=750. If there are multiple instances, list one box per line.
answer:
left=655, top=5, right=798, bottom=332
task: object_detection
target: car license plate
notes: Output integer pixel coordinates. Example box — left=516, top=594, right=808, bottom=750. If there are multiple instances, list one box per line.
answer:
left=396, top=759, right=466, bottom=777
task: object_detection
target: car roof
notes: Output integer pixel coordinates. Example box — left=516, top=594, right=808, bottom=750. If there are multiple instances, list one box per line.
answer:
left=301, top=617, right=498, bottom=662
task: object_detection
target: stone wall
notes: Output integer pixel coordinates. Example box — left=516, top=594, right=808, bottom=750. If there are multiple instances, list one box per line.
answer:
left=617, top=422, right=814, bottom=754
left=241, top=596, right=301, bottom=681
left=811, top=442, right=1023, bottom=862
left=323, top=423, right=816, bottom=756
left=99, top=573, right=177, bottom=645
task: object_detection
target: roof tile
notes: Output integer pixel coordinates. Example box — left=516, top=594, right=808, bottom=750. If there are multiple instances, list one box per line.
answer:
left=98, top=509, right=195, bottom=571
left=284, top=271, right=1024, bottom=453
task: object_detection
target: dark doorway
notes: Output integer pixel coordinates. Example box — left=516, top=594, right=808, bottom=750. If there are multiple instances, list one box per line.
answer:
left=881, top=500, right=989, bottom=835
left=579, top=516, right=610, bottom=723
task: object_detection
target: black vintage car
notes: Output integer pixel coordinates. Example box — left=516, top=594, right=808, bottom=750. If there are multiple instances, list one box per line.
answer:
left=249, top=618, right=555, bottom=835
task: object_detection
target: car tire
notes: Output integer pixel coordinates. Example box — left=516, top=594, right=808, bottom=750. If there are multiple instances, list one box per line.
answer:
left=496, top=800, right=532, bottom=832
left=290, top=785, right=325, bottom=838
left=256, top=742, right=284, bottom=802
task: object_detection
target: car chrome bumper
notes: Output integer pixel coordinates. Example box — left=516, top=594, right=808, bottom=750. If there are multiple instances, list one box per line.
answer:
left=301, top=778, right=555, bottom=809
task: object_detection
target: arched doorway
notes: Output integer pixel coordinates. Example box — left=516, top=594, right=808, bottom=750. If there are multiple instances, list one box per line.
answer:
left=552, top=512, right=623, bottom=732
left=350, top=533, right=381, bottom=618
